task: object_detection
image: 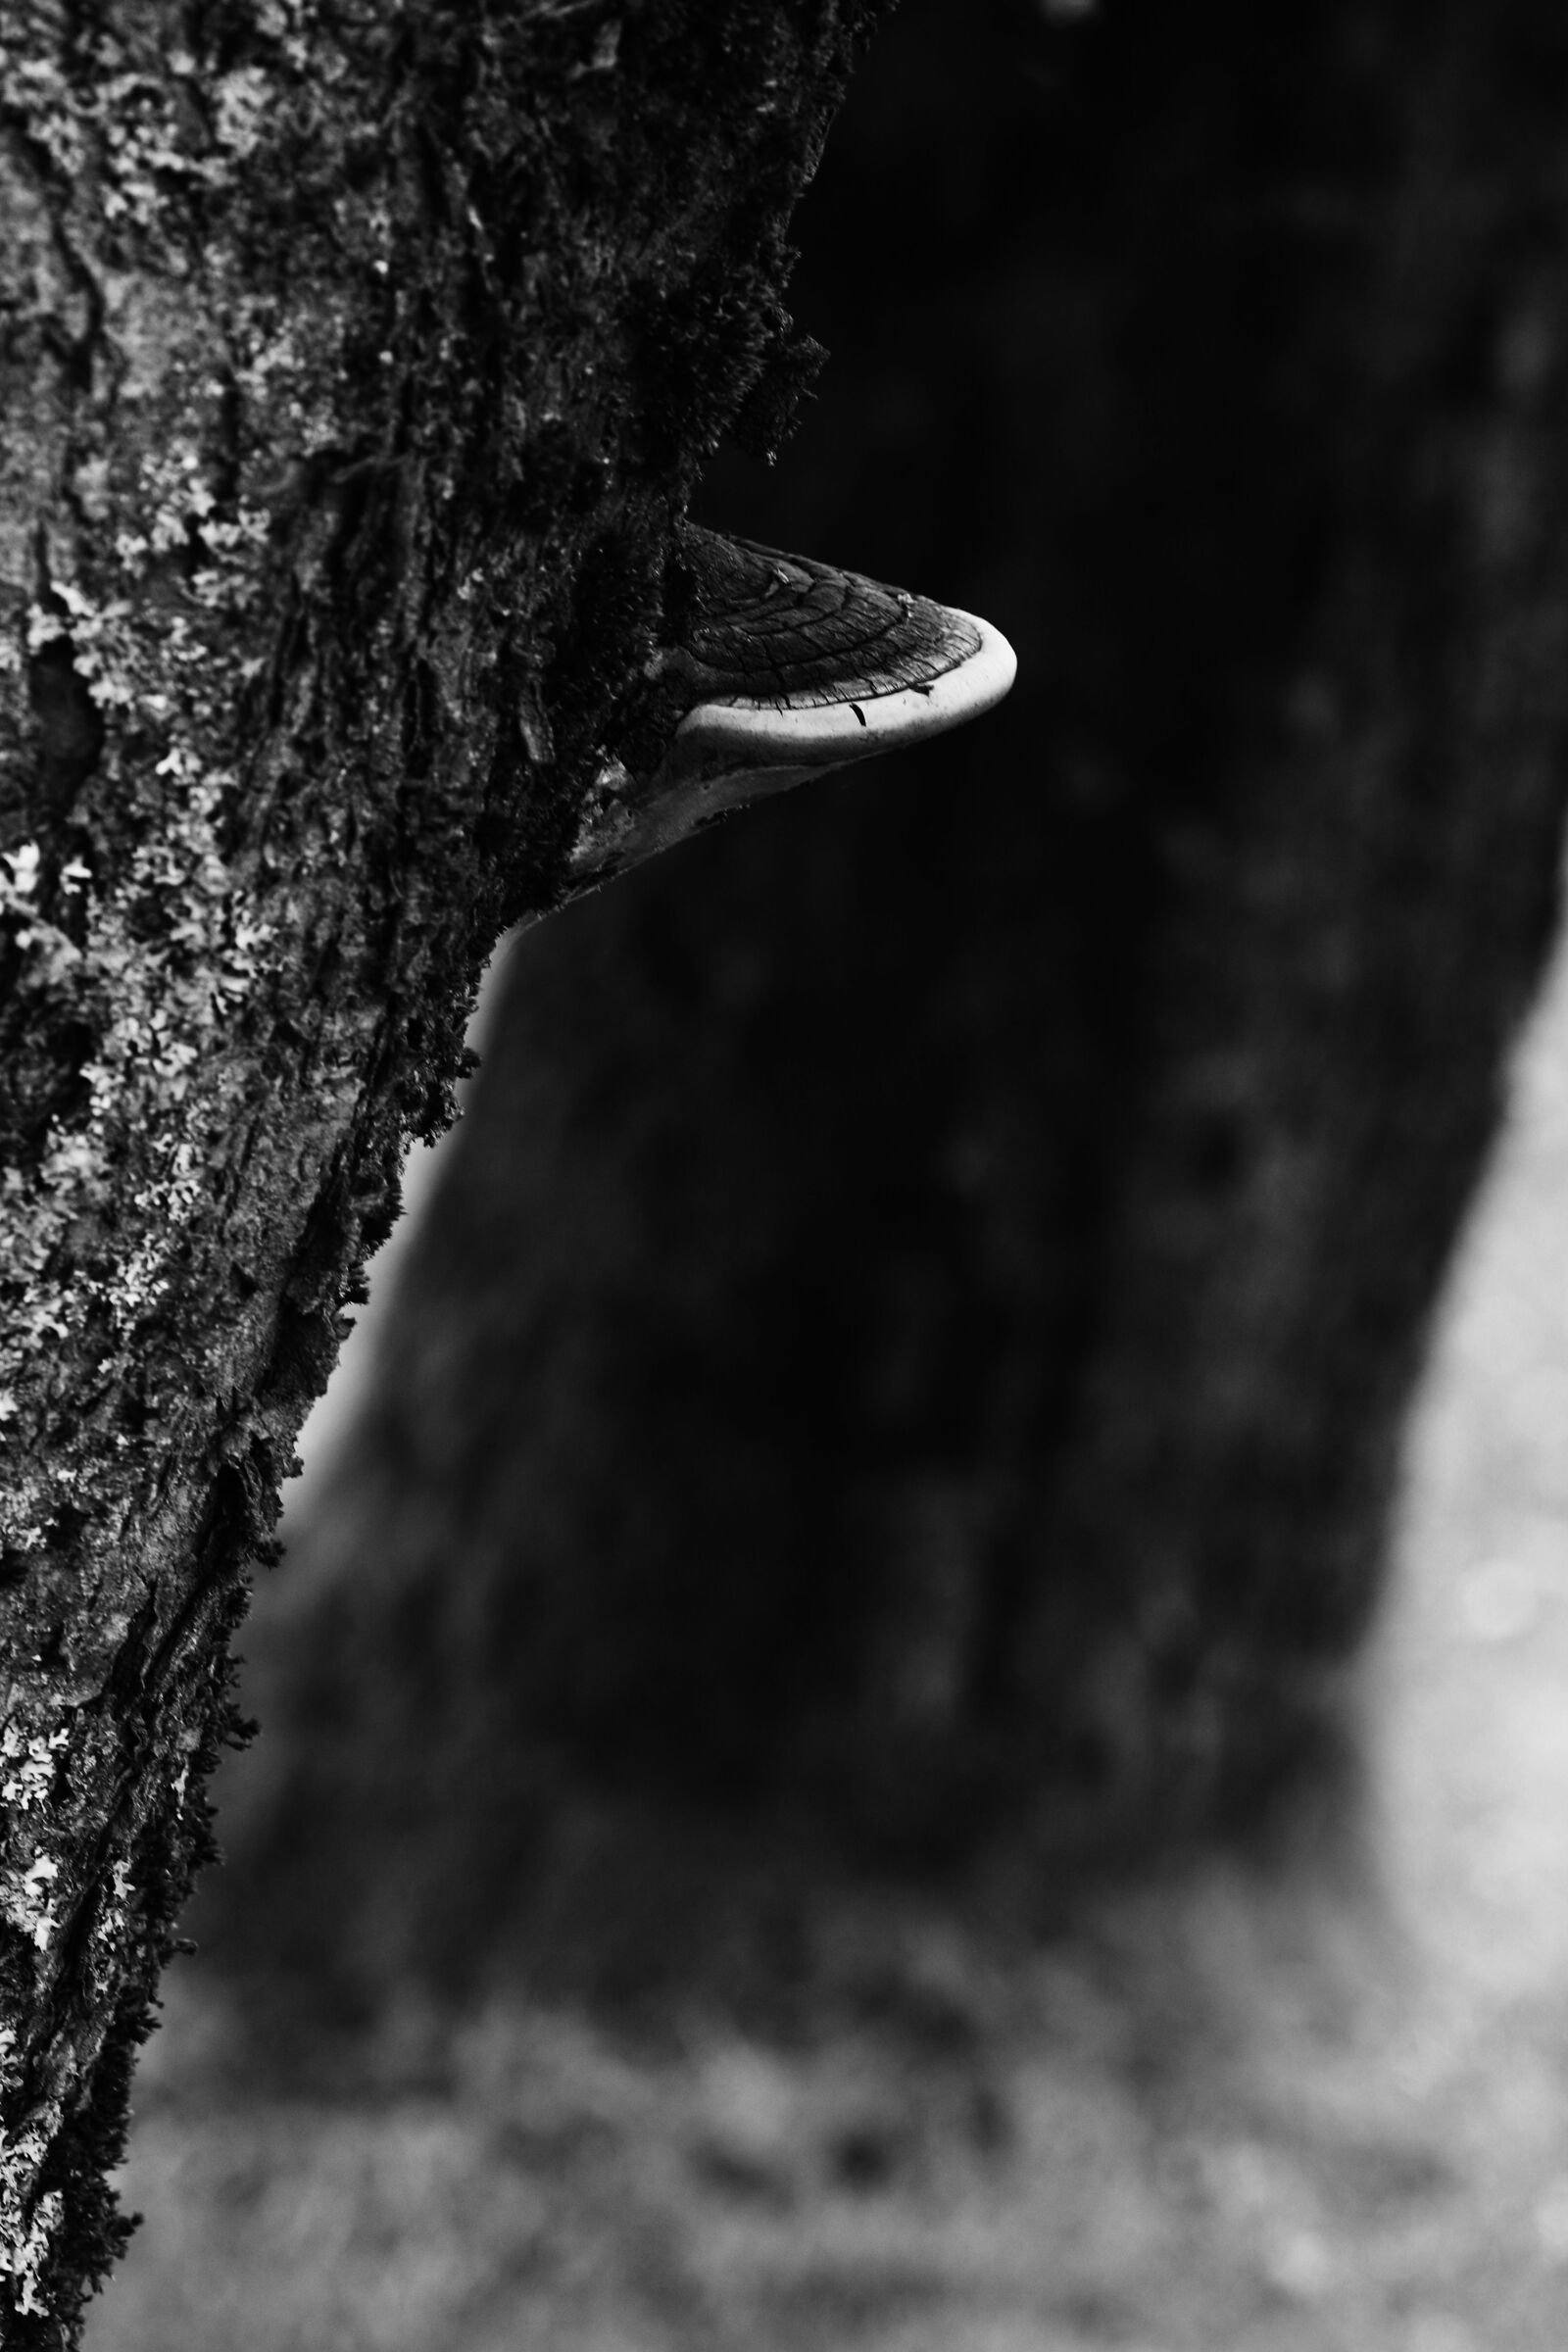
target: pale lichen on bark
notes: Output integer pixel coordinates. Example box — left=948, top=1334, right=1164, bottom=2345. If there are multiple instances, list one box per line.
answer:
left=0, top=9, right=399, bottom=2323
left=3, top=7, right=366, bottom=1527
left=0, top=0, right=888, bottom=2333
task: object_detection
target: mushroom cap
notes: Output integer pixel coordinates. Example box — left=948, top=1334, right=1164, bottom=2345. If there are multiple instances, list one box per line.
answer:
left=568, top=526, right=1017, bottom=882
left=669, top=528, right=1016, bottom=776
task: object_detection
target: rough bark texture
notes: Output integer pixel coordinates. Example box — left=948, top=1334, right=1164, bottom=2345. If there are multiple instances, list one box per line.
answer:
left=0, top=1, right=887, bottom=2336
left=206, top=0, right=1568, bottom=2015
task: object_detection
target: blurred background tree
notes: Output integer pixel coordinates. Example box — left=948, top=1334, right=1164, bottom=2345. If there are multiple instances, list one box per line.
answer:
left=200, top=0, right=1568, bottom=2029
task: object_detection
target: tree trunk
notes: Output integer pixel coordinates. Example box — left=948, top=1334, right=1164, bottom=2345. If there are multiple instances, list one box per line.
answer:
left=216, top=0, right=1568, bottom=2012
left=0, top=2, right=886, bottom=2336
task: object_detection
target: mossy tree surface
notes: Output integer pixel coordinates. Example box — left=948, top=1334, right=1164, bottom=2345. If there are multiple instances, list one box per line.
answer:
left=0, top=1, right=886, bottom=2336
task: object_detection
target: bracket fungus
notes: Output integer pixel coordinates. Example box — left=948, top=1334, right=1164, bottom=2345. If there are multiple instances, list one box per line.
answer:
left=569, top=524, right=1016, bottom=883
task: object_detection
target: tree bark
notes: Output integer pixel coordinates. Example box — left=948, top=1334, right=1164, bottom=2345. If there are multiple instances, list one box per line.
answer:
left=216, top=0, right=1568, bottom=2010
left=0, top=2, right=887, bottom=2336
